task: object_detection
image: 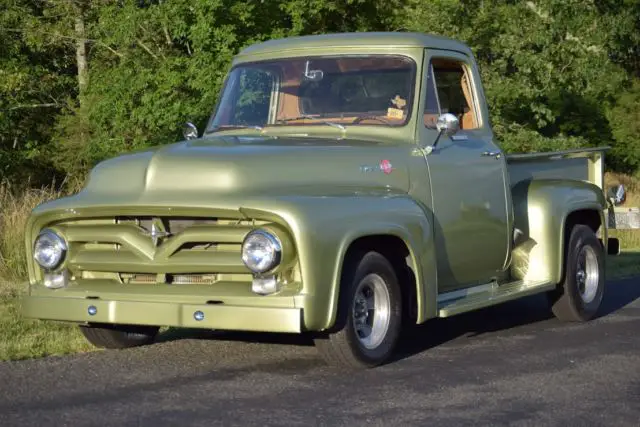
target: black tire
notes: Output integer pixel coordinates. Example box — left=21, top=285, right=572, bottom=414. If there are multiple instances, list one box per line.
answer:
left=548, top=224, right=605, bottom=322
left=79, top=324, right=159, bottom=349
left=314, top=251, right=402, bottom=369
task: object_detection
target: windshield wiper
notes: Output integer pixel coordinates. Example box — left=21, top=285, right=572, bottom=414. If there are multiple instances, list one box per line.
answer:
left=210, top=124, right=263, bottom=132
left=276, top=116, right=346, bottom=131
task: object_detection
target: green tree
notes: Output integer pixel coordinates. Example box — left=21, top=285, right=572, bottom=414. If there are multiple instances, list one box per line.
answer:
left=1, top=0, right=639, bottom=183
left=52, top=0, right=404, bottom=178
left=608, top=80, right=640, bottom=173
left=0, top=0, right=77, bottom=184
left=401, top=0, right=629, bottom=155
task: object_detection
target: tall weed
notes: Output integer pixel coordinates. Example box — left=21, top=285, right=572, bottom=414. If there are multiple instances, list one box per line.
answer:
left=0, top=182, right=66, bottom=299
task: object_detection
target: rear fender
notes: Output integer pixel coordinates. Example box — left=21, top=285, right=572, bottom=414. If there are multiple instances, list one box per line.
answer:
left=510, top=179, right=606, bottom=283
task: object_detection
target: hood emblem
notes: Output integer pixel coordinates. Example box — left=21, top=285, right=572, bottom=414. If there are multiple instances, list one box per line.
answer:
left=148, top=222, right=171, bottom=247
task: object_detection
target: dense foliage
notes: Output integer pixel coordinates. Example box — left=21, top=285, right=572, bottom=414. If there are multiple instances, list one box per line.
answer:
left=1, top=0, right=639, bottom=185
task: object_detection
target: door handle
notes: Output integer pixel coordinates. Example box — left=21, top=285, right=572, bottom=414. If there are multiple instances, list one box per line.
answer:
left=481, top=151, right=502, bottom=159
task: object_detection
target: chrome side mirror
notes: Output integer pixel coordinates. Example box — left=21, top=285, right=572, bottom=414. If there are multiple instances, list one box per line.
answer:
left=430, top=113, right=460, bottom=151
left=608, top=184, right=626, bottom=206
left=436, top=113, right=460, bottom=136
left=182, top=122, right=199, bottom=140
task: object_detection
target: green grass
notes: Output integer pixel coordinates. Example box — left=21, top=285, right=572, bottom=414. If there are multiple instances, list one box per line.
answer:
left=0, top=181, right=94, bottom=361
left=607, top=250, right=640, bottom=280
left=0, top=296, right=93, bottom=361
left=610, top=230, right=640, bottom=252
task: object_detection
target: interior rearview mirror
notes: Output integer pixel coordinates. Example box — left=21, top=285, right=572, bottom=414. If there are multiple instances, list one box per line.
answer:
left=183, top=122, right=199, bottom=140
left=303, top=60, right=324, bottom=81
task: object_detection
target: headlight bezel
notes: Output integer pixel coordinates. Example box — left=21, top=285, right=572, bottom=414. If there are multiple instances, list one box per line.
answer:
left=33, top=229, right=68, bottom=271
left=241, top=229, right=283, bottom=274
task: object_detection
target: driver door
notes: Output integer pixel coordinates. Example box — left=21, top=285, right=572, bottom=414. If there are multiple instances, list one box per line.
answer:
left=420, top=50, right=511, bottom=293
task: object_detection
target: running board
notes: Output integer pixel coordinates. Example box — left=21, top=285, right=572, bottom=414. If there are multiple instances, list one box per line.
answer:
left=437, top=280, right=556, bottom=317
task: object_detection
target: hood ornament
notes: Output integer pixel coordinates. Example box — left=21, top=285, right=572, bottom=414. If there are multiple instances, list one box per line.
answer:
left=148, top=221, right=171, bottom=246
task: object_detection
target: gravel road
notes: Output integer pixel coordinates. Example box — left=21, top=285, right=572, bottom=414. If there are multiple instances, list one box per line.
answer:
left=1, top=278, right=638, bottom=426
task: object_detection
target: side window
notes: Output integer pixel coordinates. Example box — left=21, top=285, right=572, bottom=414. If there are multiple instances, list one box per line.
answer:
left=232, top=68, right=274, bottom=126
left=424, top=58, right=479, bottom=130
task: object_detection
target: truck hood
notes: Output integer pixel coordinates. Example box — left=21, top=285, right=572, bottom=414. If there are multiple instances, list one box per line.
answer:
left=61, top=135, right=412, bottom=208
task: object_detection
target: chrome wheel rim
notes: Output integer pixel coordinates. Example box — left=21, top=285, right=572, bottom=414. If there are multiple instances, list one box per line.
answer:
left=352, top=273, right=391, bottom=350
left=576, top=246, right=599, bottom=304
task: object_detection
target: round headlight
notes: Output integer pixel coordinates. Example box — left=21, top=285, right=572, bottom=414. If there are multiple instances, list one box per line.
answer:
left=33, top=229, right=67, bottom=270
left=241, top=229, right=282, bottom=274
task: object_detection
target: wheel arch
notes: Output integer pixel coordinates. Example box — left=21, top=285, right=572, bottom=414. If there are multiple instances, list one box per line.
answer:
left=341, top=234, right=420, bottom=324
left=326, top=225, right=432, bottom=330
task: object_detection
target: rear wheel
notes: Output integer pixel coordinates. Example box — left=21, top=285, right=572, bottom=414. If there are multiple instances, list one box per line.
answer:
left=548, top=224, right=605, bottom=322
left=314, top=251, right=402, bottom=369
left=79, top=324, right=159, bottom=349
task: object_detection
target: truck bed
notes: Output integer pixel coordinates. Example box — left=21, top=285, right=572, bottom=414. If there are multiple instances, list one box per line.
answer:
left=506, top=147, right=607, bottom=191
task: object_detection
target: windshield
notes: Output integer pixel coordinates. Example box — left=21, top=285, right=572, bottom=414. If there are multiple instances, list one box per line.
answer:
left=207, top=55, right=416, bottom=132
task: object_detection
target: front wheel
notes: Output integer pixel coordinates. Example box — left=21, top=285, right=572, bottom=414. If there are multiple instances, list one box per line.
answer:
left=79, top=324, right=159, bottom=349
left=314, top=251, right=402, bottom=369
left=548, top=224, right=605, bottom=322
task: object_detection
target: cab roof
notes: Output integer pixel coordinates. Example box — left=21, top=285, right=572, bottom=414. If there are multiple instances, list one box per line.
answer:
left=236, top=32, right=473, bottom=58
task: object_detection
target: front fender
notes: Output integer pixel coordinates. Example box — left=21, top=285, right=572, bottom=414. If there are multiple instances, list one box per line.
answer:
left=246, top=194, right=436, bottom=330
left=510, top=179, right=606, bottom=283
left=27, top=189, right=436, bottom=331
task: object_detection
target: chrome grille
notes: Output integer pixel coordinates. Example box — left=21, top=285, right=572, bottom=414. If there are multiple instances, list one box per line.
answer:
left=57, top=216, right=264, bottom=282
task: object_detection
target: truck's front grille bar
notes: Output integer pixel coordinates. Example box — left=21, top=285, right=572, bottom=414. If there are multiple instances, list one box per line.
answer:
left=119, top=273, right=219, bottom=285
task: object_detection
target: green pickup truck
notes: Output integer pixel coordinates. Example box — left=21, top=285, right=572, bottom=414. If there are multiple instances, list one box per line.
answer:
left=22, top=32, right=620, bottom=368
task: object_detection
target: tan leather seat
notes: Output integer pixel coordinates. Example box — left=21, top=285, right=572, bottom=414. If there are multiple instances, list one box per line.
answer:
left=424, top=113, right=438, bottom=128
left=462, top=110, right=475, bottom=130
left=460, top=73, right=477, bottom=129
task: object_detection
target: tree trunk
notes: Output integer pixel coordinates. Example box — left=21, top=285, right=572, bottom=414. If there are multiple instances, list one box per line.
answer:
left=74, top=4, right=88, bottom=101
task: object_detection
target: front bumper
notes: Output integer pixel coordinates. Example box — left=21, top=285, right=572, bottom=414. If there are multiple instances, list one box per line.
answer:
left=21, top=280, right=303, bottom=333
